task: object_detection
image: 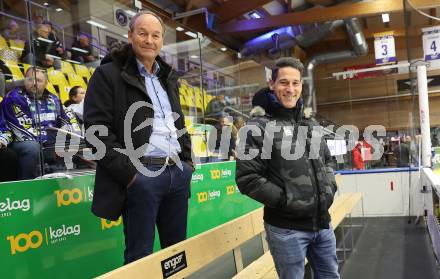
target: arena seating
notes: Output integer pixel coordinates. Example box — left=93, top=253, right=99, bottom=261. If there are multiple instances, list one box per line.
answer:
left=0, top=34, right=217, bottom=166
left=0, top=33, right=214, bottom=109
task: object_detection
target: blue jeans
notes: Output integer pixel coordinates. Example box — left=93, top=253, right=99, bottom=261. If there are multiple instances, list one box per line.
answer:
left=122, top=162, right=193, bottom=264
left=265, top=222, right=340, bottom=279
left=10, top=141, right=41, bottom=179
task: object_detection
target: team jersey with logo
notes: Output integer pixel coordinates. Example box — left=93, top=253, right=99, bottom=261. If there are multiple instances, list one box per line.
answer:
left=0, top=88, right=81, bottom=145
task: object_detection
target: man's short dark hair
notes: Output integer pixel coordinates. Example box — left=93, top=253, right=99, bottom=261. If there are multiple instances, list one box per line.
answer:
left=69, top=86, right=82, bottom=98
left=271, top=57, right=304, bottom=81
left=129, top=10, right=165, bottom=35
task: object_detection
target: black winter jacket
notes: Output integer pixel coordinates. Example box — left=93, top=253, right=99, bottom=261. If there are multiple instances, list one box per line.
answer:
left=236, top=88, right=337, bottom=231
left=84, top=44, right=192, bottom=220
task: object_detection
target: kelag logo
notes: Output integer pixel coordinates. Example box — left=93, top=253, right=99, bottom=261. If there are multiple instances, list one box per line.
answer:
left=210, top=170, right=220, bottom=180
left=54, top=189, right=82, bottom=207
left=191, top=173, right=204, bottom=183
left=197, top=192, right=208, bottom=203
left=7, top=230, right=42, bottom=255
left=226, top=185, right=239, bottom=195
left=221, top=169, right=232, bottom=178
left=101, top=217, right=122, bottom=230
left=161, top=251, right=187, bottom=278
left=196, top=190, right=221, bottom=203
left=6, top=224, right=81, bottom=255
left=210, top=169, right=232, bottom=180
left=48, top=224, right=81, bottom=244
left=0, top=197, right=30, bottom=218
left=54, top=187, right=93, bottom=207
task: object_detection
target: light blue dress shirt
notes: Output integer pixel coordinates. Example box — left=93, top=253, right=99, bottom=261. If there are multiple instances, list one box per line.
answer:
left=136, top=59, right=181, bottom=157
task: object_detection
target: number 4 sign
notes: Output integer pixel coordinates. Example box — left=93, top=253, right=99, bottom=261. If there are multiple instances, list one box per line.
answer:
left=422, top=26, right=440, bottom=61
left=374, top=31, right=396, bottom=65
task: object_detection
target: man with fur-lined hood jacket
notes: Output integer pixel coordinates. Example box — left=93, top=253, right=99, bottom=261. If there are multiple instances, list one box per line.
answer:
left=236, top=57, right=339, bottom=279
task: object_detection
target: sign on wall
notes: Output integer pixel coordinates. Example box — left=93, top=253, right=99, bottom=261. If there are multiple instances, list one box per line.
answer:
left=326, top=139, right=347, bottom=156
left=374, top=31, right=396, bottom=65
left=422, top=26, right=440, bottom=62
left=113, top=6, right=134, bottom=29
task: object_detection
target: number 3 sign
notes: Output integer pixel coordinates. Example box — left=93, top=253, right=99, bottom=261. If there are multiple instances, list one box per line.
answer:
left=374, top=32, right=396, bottom=65
left=422, top=26, right=440, bottom=61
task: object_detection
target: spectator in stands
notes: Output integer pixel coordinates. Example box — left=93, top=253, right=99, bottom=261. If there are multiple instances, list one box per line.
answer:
left=231, top=116, right=245, bottom=150
left=71, top=35, right=96, bottom=63
left=0, top=67, right=81, bottom=179
left=432, top=127, right=440, bottom=147
left=21, top=23, right=59, bottom=68
left=235, top=57, right=339, bottom=279
left=2, top=19, right=22, bottom=41
left=45, top=21, right=64, bottom=58
left=233, top=116, right=245, bottom=131
left=208, top=114, right=236, bottom=161
left=64, top=86, right=86, bottom=107
left=33, top=15, right=45, bottom=26
left=382, top=137, right=394, bottom=166
left=84, top=11, right=193, bottom=264
left=352, top=142, right=365, bottom=170
left=204, top=94, right=226, bottom=118
left=374, top=138, right=387, bottom=168
left=393, top=136, right=411, bottom=167
left=65, top=86, right=86, bottom=130
left=406, top=135, right=418, bottom=165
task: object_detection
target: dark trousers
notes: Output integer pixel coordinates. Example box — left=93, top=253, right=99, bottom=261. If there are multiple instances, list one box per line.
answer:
left=10, top=140, right=67, bottom=179
left=10, top=141, right=41, bottom=179
left=0, top=147, right=18, bottom=182
left=122, top=162, right=192, bottom=264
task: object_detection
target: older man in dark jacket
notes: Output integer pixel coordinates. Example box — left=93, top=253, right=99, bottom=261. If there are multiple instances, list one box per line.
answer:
left=84, top=11, right=193, bottom=264
left=236, top=57, right=339, bottom=279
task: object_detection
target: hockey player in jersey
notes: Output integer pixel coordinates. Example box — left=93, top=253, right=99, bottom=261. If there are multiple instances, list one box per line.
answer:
left=0, top=67, right=80, bottom=179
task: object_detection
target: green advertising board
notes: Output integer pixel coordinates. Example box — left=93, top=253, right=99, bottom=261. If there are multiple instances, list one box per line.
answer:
left=0, top=161, right=261, bottom=279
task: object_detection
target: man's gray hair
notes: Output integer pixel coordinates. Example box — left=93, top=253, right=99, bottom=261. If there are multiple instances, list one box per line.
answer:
left=129, top=10, right=165, bottom=35
left=271, top=57, right=304, bottom=81
left=36, top=23, right=50, bottom=32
